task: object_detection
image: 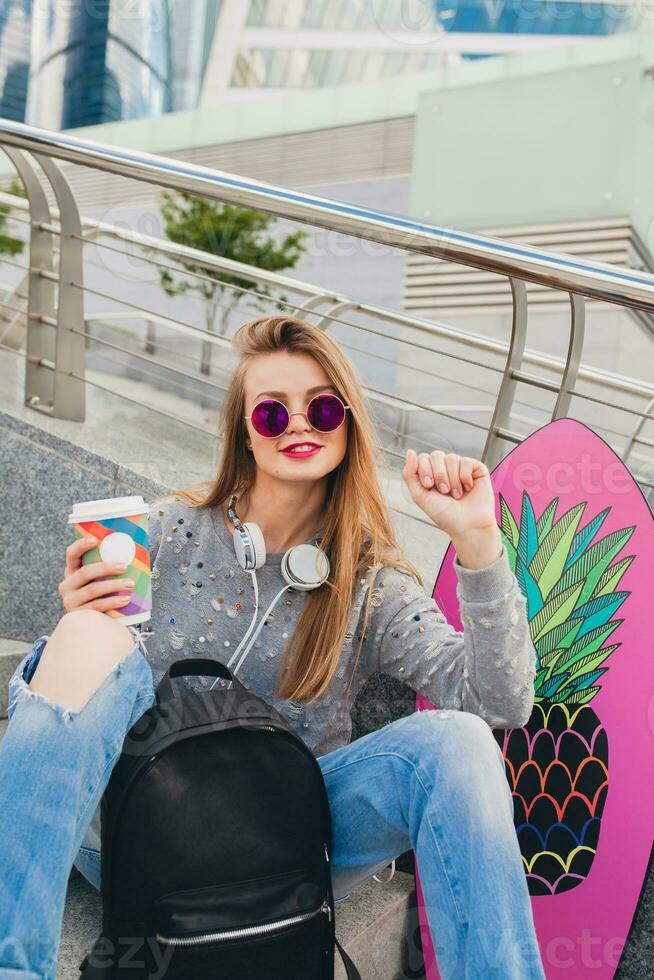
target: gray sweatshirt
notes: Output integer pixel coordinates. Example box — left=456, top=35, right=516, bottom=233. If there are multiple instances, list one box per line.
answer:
left=80, top=490, right=538, bottom=858
left=140, top=494, right=537, bottom=757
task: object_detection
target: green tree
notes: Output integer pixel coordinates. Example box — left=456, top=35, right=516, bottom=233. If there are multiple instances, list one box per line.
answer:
left=0, top=177, right=27, bottom=258
left=157, top=190, right=308, bottom=375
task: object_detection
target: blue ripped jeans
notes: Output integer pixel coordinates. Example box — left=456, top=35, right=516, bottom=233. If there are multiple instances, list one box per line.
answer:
left=0, top=634, right=545, bottom=980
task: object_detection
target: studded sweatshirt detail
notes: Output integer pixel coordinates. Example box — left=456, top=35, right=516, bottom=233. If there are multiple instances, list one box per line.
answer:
left=144, top=495, right=537, bottom=756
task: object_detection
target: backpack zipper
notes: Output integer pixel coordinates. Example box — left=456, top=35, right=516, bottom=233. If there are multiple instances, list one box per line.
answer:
left=155, top=898, right=331, bottom=946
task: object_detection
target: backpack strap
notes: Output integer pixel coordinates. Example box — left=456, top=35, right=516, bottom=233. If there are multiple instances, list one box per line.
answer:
left=155, top=658, right=246, bottom=703
left=335, top=936, right=362, bottom=980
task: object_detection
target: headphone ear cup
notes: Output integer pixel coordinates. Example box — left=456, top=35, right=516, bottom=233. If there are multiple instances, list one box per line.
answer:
left=242, top=521, right=266, bottom=569
left=281, top=544, right=330, bottom=591
left=232, top=522, right=266, bottom=571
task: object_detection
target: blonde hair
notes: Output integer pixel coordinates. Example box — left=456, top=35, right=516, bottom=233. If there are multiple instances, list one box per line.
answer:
left=171, top=315, right=423, bottom=703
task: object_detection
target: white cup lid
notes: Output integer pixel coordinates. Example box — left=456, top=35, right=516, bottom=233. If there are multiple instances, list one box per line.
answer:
left=68, top=495, right=150, bottom=523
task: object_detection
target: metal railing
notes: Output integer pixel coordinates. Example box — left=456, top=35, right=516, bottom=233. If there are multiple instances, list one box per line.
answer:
left=0, top=118, right=653, bottom=520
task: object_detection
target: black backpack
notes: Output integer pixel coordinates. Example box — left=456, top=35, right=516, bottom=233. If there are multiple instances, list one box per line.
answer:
left=79, top=658, right=362, bottom=980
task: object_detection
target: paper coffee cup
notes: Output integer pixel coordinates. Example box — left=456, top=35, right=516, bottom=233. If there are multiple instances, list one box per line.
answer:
left=68, top=495, right=152, bottom=626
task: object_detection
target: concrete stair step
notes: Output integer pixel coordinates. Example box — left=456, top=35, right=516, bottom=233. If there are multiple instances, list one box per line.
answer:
left=333, top=869, right=422, bottom=980
left=0, top=637, right=31, bottom=718
left=0, top=716, right=424, bottom=980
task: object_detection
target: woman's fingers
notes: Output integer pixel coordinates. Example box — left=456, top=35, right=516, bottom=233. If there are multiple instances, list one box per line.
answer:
left=62, top=579, right=134, bottom=612
left=61, top=577, right=134, bottom=613
left=76, top=594, right=133, bottom=614
left=459, top=457, right=475, bottom=491
left=418, top=449, right=452, bottom=493
left=64, top=535, right=98, bottom=578
left=431, top=451, right=451, bottom=492
left=403, top=450, right=423, bottom=503
left=63, top=559, right=129, bottom=594
left=443, top=454, right=463, bottom=498
left=406, top=448, right=485, bottom=498
left=60, top=537, right=132, bottom=613
left=417, top=452, right=435, bottom=488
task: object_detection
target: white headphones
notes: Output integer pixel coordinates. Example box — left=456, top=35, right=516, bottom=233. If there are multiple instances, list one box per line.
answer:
left=227, top=493, right=330, bottom=589
left=208, top=493, right=330, bottom=685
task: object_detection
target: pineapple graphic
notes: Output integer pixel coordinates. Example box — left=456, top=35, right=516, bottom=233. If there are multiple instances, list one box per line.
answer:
left=493, top=490, right=634, bottom=896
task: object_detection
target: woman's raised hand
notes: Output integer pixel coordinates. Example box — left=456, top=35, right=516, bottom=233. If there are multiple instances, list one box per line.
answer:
left=58, top=536, right=134, bottom=613
left=402, top=448, right=497, bottom=538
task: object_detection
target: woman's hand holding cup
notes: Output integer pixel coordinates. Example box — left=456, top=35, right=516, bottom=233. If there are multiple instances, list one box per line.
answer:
left=58, top=536, right=135, bottom=613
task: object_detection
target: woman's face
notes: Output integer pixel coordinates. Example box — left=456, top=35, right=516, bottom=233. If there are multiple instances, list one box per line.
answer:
left=243, top=350, right=348, bottom=485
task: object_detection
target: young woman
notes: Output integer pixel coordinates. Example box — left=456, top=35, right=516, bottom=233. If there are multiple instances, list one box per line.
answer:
left=0, top=316, right=545, bottom=978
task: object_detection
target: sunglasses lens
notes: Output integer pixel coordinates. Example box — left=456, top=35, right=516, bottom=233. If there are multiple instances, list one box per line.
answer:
left=308, top=394, right=345, bottom=432
left=251, top=399, right=288, bottom=437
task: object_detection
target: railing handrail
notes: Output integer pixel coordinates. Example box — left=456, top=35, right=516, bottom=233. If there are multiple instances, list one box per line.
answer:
left=2, top=118, right=654, bottom=314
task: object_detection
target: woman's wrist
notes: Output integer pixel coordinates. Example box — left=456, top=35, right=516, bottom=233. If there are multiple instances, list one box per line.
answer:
left=451, top=523, right=503, bottom=571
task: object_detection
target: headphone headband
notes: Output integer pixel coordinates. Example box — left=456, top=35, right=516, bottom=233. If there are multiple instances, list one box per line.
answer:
left=227, top=493, right=241, bottom=529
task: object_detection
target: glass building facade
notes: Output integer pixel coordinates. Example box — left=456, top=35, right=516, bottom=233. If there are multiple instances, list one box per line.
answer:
left=0, top=0, right=32, bottom=122
left=232, top=46, right=446, bottom=88
left=245, top=0, right=440, bottom=30
left=245, top=0, right=637, bottom=36
left=169, top=0, right=221, bottom=111
left=226, top=0, right=639, bottom=89
left=26, top=0, right=172, bottom=130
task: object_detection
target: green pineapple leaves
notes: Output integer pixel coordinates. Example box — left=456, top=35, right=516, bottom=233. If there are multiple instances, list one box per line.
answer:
left=530, top=581, right=585, bottom=644
left=497, top=490, right=633, bottom=705
left=549, top=528, right=635, bottom=607
left=529, top=502, right=586, bottom=600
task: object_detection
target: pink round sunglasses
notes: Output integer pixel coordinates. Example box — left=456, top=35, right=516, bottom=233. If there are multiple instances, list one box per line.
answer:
left=244, top=392, right=351, bottom=439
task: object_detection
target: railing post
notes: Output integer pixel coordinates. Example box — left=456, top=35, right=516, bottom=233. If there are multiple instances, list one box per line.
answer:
left=552, top=292, right=585, bottom=420
left=482, top=277, right=528, bottom=470
left=1, top=146, right=57, bottom=415
left=33, top=152, right=85, bottom=421
left=624, top=395, right=654, bottom=466
left=313, top=299, right=358, bottom=332
left=293, top=294, right=341, bottom=318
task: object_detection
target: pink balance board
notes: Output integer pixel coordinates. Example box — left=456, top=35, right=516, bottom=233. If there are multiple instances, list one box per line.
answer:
left=414, top=418, right=653, bottom=979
